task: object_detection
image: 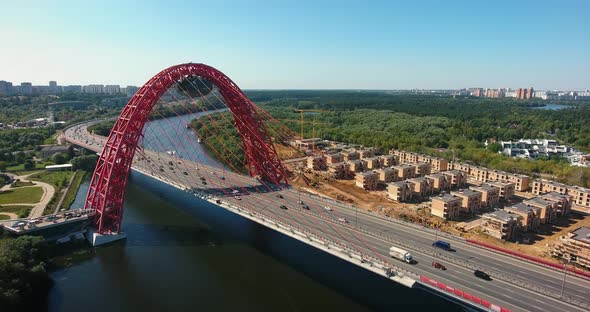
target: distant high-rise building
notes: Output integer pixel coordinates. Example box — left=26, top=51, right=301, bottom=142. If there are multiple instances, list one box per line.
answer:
left=63, top=85, right=82, bottom=93
left=125, top=85, right=139, bottom=97
left=527, top=87, right=534, bottom=99
left=0, top=80, right=13, bottom=95
left=83, top=84, right=104, bottom=94
left=20, top=82, right=33, bottom=95
left=104, top=85, right=121, bottom=95
left=485, top=88, right=504, bottom=98
left=516, top=87, right=534, bottom=100
left=49, top=81, right=57, bottom=87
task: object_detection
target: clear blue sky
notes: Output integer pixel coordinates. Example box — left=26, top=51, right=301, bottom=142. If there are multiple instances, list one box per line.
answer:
left=1, top=0, right=588, bottom=90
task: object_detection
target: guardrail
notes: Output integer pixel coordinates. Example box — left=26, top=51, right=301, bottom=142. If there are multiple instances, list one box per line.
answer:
left=420, top=276, right=511, bottom=312
left=466, top=239, right=590, bottom=280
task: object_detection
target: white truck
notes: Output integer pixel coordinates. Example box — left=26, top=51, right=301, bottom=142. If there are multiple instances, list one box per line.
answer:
left=389, top=246, right=413, bottom=264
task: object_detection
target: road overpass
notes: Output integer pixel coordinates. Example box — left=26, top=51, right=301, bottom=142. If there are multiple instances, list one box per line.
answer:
left=64, top=121, right=590, bottom=312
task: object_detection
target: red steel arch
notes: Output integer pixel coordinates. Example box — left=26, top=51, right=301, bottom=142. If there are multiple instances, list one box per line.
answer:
left=84, top=63, right=289, bottom=234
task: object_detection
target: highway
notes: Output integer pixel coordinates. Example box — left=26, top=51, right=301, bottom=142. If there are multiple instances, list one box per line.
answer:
left=64, top=122, right=590, bottom=312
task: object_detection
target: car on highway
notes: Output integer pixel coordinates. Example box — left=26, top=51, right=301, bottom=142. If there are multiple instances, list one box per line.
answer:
left=302, top=204, right=310, bottom=210
left=279, top=205, right=288, bottom=210
left=235, top=196, right=242, bottom=200
left=277, top=194, right=284, bottom=199
left=474, top=270, right=491, bottom=280
left=337, top=217, right=348, bottom=223
left=220, top=176, right=225, bottom=180
left=324, top=206, right=332, bottom=211
left=432, top=262, right=447, bottom=270
left=297, top=200, right=303, bottom=205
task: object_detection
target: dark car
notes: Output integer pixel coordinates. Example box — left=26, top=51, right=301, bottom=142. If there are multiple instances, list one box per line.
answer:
left=277, top=194, right=284, bottom=199
left=474, top=270, right=491, bottom=280
left=279, top=205, right=288, bottom=210
left=432, top=262, right=447, bottom=270
left=302, top=204, right=310, bottom=210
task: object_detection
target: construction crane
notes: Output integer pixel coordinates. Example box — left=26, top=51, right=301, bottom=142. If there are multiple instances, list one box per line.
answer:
left=293, top=109, right=330, bottom=139
left=279, top=118, right=330, bottom=139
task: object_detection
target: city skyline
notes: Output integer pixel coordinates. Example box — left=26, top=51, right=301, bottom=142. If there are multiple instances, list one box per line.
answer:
left=1, top=0, right=589, bottom=89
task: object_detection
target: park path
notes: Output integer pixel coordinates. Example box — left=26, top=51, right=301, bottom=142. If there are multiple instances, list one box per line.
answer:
left=0, top=172, right=55, bottom=219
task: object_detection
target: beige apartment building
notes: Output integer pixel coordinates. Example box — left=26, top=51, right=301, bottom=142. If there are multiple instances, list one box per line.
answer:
left=387, top=181, right=413, bottom=202
left=505, top=203, right=541, bottom=232
left=541, top=192, right=573, bottom=216
left=470, top=184, right=500, bottom=208
left=550, top=227, right=590, bottom=270
left=414, top=162, right=431, bottom=177
left=451, top=189, right=482, bottom=214
left=358, top=149, right=375, bottom=159
left=379, top=155, right=396, bottom=167
left=407, top=177, right=434, bottom=198
left=532, top=179, right=590, bottom=208
left=426, top=173, right=450, bottom=192
left=347, top=160, right=363, bottom=172
left=341, top=151, right=360, bottom=161
left=392, top=164, right=415, bottom=180
left=325, top=153, right=344, bottom=164
left=375, top=167, right=397, bottom=183
left=481, top=210, right=522, bottom=241
left=364, top=157, right=381, bottom=170
left=388, top=149, right=447, bottom=172
left=430, top=194, right=462, bottom=220
left=307, top=156, right=327, bottom=170
left=355, top=171, right=379, bottom=190
left=442, top=170, right=466, bottom=188
left=328, top=162, right=347, bottom=179
left=523, top=197, right=557, bottom=224
left=568, top=185, right=590, bottom=208
left=488, top=181, right=515, bottom=201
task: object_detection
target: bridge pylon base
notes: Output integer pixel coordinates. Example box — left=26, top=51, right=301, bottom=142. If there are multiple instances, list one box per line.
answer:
left=86, top=227, right=127, bottom=246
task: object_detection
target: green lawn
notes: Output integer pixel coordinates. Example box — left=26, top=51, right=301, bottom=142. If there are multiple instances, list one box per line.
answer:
left=0, top=205, right=34, bottom=218
left=60, top=171, right=87, bottom=211
left=29, top=171, right=74, bottom=188
left=0, top=187, right=43, bottom=204
left=6, top=163, right=47, bottom=172
left=0, top=214, right=9, bottom=220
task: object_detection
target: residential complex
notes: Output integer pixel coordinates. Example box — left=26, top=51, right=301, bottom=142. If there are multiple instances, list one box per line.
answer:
left=480, top=210, right=522, bottom=241
left=0, top=79, right=138, bottom=96
left=551, top=227, right=590, bottom=270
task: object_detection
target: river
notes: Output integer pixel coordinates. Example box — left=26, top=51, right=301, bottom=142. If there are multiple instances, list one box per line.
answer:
left=51, top=113, right=464, bottom=312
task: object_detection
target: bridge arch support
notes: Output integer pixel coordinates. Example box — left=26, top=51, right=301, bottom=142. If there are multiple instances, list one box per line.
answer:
left=84, top=63, right=288, bottom=234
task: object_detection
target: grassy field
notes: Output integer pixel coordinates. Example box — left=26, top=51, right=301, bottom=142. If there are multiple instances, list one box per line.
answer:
left=0, top=214, right=9, bottom=220
left=6, top=163, right=48, bottom=172
left=60, top=171, right=87, bottom=211
left=0, top=205, right=34, bottom=218
left=29, top=170, right=74, bottom=188
left=0, top=187, right=43, bottom=204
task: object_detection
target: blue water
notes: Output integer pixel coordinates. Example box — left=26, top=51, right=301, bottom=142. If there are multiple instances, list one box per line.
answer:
left=530, top=103, right=573, bottom=110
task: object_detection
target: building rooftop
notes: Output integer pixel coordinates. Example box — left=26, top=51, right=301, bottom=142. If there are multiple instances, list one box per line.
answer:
left=506, top=203, right=537, bottom=214
left=570, top=227, right=590, bottom=244
left=357, top=171, right=377, bottom=177
left=524, top=196, right=554, bottom=207
left=433, top=194, right=461, bottom=203
left=470, top=184, right=499, bottom=192
left=542, top=192, right=570, bottom=200
left=40, top=144, right=70, bottom=152
left=389, top=181, right=408, bottom=188
left=484, top=210, right=521, bottom=222
left=393, top=164, right=415, bottom=169
left=443, top=169, right=462, bottom=175
left=452, top=189, right=481, bottom=197
left=426, top=173, right=445, bottom=179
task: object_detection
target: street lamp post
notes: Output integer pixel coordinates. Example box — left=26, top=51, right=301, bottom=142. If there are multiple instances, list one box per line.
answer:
left=561, top=257, right=571, bottom=298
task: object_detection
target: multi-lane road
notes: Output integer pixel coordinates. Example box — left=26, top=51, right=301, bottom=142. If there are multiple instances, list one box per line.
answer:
left=64, top=122, right=590, bottom=312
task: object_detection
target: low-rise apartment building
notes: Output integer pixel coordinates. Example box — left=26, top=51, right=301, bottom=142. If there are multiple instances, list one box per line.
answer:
left=358, top=150, right=375, bottom=159
left=430, top=194, right=462, bottom=220
left=392, top=164, right=415, bottom=180
left=541, top=192, right=572, bottom=216
left=328, top=162, right=347, bottom=179
left=347, top=160, right=363, bottom=172
left=568, top=185, right=590, bottom=208
left=325, top=153, right=344, bottom=164
left=426, top=173, right=450, bottom=192
left=387, top=181, right=413, bottom=202
left=504, top=203, right=541, bottom=232
left=379, top=155, right=395, bottom=167
left=481, top=210, right=522, bottom=241
left=355, top=171, right=379, bottom=190
left=550, top=227, right=590, bottom=270
left=341, top=151, right=360, bottom=161
left=364, top=157, right=381, bottom=170
left=442, top=170, right=466, bottom=188
left=307, top=156, right=326, bottom=171
left=488, top=181, right=515, bottom=201
left=523, top=197, right=557, bottom=224
left=414, top=162, right=431, bottom=177
left=375, top=167, right=397, bottom=183
left=451, top=189, right=483, bottom=214
left=470, top=184, right=500, bottom=208
left=407, top=177, right=433, bottom=198
left=532, top=179, right=590, bottom=208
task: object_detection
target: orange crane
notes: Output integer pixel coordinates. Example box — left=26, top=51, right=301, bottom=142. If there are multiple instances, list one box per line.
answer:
left=293, top=109, right=330, bottom=139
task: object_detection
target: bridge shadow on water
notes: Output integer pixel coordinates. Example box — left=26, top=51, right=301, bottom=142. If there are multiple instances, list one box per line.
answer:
left=122, top=171, right=467, bottom=312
